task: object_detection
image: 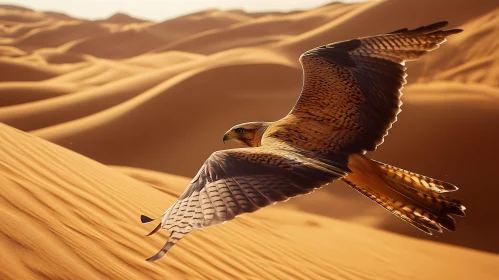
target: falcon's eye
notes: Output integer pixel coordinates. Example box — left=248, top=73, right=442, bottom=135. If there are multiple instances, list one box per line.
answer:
left=235, top=128, right=244, bottom=134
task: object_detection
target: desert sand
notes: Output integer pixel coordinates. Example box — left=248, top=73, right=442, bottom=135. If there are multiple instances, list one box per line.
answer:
left=1, top=1, right=499, bottom=279
left=1, top=123, right=499, bottom=279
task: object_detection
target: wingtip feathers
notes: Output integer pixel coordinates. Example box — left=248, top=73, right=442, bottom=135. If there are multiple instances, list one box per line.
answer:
left=141, top=215, right=155, bottom=224
left=146, top=250, right=167, bottom=262
left=146, top=223, right=162, bottom=236
left=388, top=21, right=463, bottom=37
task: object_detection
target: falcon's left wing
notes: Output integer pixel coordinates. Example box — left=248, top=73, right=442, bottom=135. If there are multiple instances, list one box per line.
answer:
left=142, top=144, right=348, bottom=261
left=278, top=21, right=462, bottom=154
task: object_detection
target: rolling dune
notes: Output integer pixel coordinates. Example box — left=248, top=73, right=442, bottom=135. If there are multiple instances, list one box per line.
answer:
left=145, top=9, right=253, bottom=43
left=13, top=21, right=110, bottom=51
left=1, top=19, right=57, bottom=39
left=0, top=45, right=25, bottom=56
left=0, top=82, right=79, bottom=106
left=123, top=51, right=204, bottom=68
left=67, top=29, right=166, bottom=59
left=0, top=57, right=62, bottom=81
left=0, top=1, right=499, bottom=278
left=97, top=13, right=149, bottom=24
left=33, top=60, right=301, bottom=172
left=1, top=123, right=498, bottom=279
left=152, top=2, right=360, bottom=54
left=0, top=6, right=43, bottom=23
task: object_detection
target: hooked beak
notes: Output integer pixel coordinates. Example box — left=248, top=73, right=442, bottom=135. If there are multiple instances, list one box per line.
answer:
left=223, top=132, right=230, bottom=143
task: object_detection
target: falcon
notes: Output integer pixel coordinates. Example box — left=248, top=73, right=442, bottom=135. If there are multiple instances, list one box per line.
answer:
left=141, top=21, right=465, bottom=261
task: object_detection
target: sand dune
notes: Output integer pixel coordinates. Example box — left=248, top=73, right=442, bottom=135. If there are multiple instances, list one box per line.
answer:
left=97, top=12, right=149, bottom=24
left=145, top=9, right=252, bottom=43
left=411, top=7, right=499, bottom=86
left=277, top=0, right=499, bottom=59
left=0, top=50, right=213, bottom=131
left=0, top=47, right=287, bottom=132
left=153, top=3, right=359, bottom=54
left=228, top=9, right=304, bottom=18
left=0, top=45, right=25, bottom=56
left=1, top=124, right=498, bottom=280
left=1, top=1, right=499, bottom=277
left=0, top=6, right=44, bottom=23
left=13, top=21, right=110, bottom=51
left=32, top=58, right=300, bottom=172
left=0, top=18, right=57, bottom=39
left=42, top=11, right=75, bottom=21
left=0, top=58, right=62, bottom=81
left=0, top=5, right=33, bottom=12
left=67, top=29, right=166, bottom=59
left=0, top=82, right=79, bottom=106
left=34, top=48, right=89, bottom=64
left=123, top=51, right=204, bottom=68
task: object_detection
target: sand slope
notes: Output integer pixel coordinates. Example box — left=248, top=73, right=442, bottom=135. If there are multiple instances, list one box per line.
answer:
left=31, top=49, right=298, bottom=172
left=0, top=82, right=78, bottom=106
left=13, top=21, right=110, bottom=51
left=277, top=0, right=499, bottom=58
left=1, top=123, right=498, bottom=280
left=67, top=29, right=165, bottom=59
left=145, top=9, right=252, bottom=44
left=411, top=7, right=499, bottom=86
left=0, top=58, right=61, bottom=81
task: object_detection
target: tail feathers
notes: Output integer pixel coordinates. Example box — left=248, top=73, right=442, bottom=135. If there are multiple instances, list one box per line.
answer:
left=345, top=154, right=465, bottom=235
left=343, top=178, right=454, bottom=235
left=373, top=160, right=458, bottom=193
left=374, top=161, right=466, bottom=217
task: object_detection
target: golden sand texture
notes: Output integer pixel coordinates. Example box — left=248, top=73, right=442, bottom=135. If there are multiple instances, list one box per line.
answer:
left=0, top=124, right=498, bottom=279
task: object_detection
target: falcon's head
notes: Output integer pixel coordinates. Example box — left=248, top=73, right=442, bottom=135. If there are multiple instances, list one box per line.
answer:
left=223, top=122, right=271, bottom=147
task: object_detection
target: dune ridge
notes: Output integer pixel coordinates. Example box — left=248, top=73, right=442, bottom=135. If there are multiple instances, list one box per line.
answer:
left=0, top=82, right=79, bottom=106
left=151, top=2, right=360, bottom=55
left=0, top=57, right=62, bottom=81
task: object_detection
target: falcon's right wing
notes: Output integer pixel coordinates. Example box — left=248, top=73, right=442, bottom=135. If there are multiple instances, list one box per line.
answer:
left=142, top=144, right=349, bottom=261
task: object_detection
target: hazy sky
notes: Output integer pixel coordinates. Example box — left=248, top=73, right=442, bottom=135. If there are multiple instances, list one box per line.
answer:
left=3, top=0, right=361, bottom=21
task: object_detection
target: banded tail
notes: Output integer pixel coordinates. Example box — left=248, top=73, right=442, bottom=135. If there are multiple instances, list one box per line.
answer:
left=344, top=154, right=465, bottom=234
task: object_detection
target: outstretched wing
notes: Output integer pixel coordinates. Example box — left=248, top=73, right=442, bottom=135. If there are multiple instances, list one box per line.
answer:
left=279, top=21, right=462, bottom=154
left=143, top=145, right=348, bottom=261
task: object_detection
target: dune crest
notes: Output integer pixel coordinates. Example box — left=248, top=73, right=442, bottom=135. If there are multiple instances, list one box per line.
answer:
left=97, top=12, right=149, bottom=24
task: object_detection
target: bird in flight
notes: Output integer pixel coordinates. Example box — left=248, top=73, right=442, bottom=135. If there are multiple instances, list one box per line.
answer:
left=141, top=21, right=465, bottom=262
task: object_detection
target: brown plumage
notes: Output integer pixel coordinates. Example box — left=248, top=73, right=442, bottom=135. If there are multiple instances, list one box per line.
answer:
left=142, top=21, right=465, bottom=261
